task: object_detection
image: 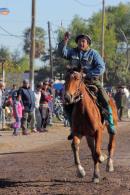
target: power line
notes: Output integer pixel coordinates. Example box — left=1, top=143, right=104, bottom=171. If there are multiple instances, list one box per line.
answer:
left=72, top=0, right=102, bottom=7
left=0, top=25, right=24, bottom=39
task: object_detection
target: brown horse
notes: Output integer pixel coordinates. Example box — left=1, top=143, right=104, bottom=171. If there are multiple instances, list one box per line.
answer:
left=64, top=70, right=118, bottom=183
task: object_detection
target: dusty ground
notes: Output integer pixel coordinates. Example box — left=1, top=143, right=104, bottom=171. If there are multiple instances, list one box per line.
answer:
left=0, top=121, right=130, bottom=195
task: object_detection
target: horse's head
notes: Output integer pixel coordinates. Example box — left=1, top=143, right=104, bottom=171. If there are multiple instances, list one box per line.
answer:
left=64, top=68, right=83, bottom=104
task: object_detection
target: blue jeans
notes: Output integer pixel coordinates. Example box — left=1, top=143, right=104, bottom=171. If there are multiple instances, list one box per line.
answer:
left=13, top=117, right=21, bottom=133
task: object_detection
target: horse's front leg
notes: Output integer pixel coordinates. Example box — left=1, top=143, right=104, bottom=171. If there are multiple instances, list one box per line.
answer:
left=71, top=135, right=86, bottom=178
left=106, top=134, right=115, bottom=172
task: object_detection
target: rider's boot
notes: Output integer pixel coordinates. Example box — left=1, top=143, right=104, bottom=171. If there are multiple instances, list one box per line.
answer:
left=105, top=105, right=116, bottom=134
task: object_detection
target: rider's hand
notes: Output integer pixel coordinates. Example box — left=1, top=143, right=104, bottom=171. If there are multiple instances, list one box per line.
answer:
left=64, top=32, right=70, bottom=43
left=82, top=73, right=87, bottom=78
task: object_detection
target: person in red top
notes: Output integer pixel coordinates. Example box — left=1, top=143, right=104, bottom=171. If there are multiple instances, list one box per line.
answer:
left=12, top=94, right=24, bottom=136
left=39, top=80, right=51, bottom=132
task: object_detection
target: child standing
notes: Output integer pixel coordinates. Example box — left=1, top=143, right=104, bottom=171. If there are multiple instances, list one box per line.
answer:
left=12, top=94, right=23, bottom=136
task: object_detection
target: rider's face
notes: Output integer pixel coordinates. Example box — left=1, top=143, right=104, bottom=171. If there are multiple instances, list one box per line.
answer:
left=77, top=38, right=89, bottom=51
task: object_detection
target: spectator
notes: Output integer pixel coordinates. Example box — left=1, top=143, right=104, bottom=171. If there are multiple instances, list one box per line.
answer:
left=124, top=86, right=130, bottom=98
left=48, top=79, right=55, bottom=125
left=39, top=80, right=51, bottom=132
left=0, top=82, right=5, bottom=123
left=128, top=95, right=130, bottom=119
left=34, top=83, right=42, bottom=131
left=114, top=86, right=128, bottom=121
left=18, top=79, right=36, bottom=135
left=123, top=86, right=129, bottom=118
left=4, top=95, right=13, bottom=121
left=12, top=94, right=23, bottom=136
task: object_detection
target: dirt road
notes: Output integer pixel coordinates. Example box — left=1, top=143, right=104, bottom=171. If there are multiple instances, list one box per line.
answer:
left=0, top=121, right=130, bottom=195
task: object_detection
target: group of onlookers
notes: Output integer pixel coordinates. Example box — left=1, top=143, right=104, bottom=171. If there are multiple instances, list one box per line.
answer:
left=0, top=79, right=55, bottom=136
left=109, top=86, right=130, bottom=121
left=0, top=80, right=130, bottom=136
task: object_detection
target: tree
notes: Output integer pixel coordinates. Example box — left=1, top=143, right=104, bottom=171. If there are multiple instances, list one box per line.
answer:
left=42, top=3, right=130, bottom=86
left=14, top=55, right=29, bottom=72
left=23, top=26, right=46, bottom=58
left=0, top=46, right=11, bottom=60
left=69, top=3, right=130, bottom=86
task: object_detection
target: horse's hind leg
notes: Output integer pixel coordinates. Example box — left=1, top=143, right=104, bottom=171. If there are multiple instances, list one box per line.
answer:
left=71, top=135, right=86, bottom=178
left=86, top=135, right=95, bottom=161
left=86, top=135, right=100, bottom=183
left=86, top=129, right=104, bottom=183
left=87, top=129, right=107, bottom=183
left=106, top=134, right=115, bottom=172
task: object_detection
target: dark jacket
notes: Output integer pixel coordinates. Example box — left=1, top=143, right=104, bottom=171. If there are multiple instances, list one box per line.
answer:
left=18, top=87, right=35, bottom=112
left=114, top=91, right=127, bottom=109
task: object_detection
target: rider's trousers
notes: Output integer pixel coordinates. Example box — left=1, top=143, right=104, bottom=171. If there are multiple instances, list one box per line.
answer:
left=91, top=79, right=116, bottom=134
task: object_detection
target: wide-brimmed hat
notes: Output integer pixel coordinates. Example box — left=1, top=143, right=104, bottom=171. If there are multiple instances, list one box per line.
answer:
left=75, top=34, right=91, bottom=45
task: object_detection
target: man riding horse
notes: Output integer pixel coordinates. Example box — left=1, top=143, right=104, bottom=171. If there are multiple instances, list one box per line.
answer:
left=58, top=32, right=116, bottom=140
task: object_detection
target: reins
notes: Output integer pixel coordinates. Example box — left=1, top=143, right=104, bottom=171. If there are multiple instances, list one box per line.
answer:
left=72, top=77, right=83, bottom=103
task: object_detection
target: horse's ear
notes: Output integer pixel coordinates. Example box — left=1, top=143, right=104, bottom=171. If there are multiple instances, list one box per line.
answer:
left=80, top=68, right=86, bottom=78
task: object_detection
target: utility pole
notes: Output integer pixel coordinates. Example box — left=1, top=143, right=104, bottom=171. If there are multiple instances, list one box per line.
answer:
left=0, top=58, right=5, bottom=83
left=48, top=21, right=53, bottom=79
left=101, top=0, right=105, bottom=86
left=30, top=0, right=36, bottom=90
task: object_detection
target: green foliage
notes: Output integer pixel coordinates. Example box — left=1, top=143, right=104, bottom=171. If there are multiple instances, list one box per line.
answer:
left=23, top=26, right=46, bottom=58
left=14, top=55, right=29, bottom=72
left=55, top=3, right=130, bottom=86
left=56, top=27, right=66, bottom=43
left=0, top=46, right=11, bottom=61
left=68, top=15, right=89, bottom=47
left=0, top=46, right=29, bottom=74
left=1, top=3, right=130, bottom=87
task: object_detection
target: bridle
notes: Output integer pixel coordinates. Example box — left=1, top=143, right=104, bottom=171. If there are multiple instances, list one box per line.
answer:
left=65, top=71, right=84, bottom=103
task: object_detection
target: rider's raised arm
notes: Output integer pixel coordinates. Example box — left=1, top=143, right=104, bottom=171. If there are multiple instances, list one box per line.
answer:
left=58, top=32, right=73, bottom=59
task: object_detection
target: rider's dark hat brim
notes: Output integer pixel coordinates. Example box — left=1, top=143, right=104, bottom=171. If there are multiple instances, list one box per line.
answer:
left=75, top=34, right=91, bottom=45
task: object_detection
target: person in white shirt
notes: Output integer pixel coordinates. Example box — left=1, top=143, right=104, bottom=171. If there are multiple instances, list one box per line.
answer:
left=124, top=86, right=130, bottom=98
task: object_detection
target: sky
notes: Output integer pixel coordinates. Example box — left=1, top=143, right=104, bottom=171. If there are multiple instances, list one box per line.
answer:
left=0, top=0, right=129, bottom=54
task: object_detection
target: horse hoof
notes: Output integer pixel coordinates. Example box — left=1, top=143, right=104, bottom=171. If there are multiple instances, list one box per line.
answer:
left=106, top=159, right=114, bottom=172
left=109, top=167, right=114, bottom=172
left=77, top=165, right=86, bottom=178
left=99, top=154, right=108, bottom=163
left=93, top=177, right=100, bottom=184
left=106, top=165, right=114, bottom=172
